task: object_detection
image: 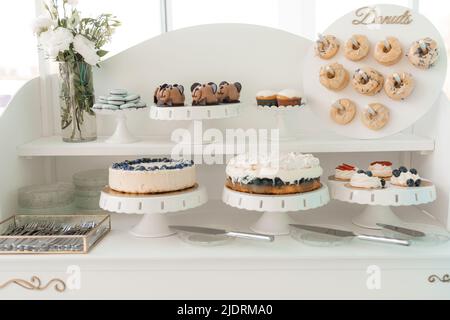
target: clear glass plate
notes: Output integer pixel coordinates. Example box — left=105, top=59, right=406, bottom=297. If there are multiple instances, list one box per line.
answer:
left=290, top=224, right=353, bottom=247
left=177, top=232, right=235, bottom=247
left=381, top=223, right=450, bottom=247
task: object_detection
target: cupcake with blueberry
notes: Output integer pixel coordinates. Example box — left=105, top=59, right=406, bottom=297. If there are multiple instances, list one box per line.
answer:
left=368, top=161, right=393, bottom=179
left=391, top=167, right=422, bottom=187
left=256, top=90, right=278, bottom=107
left=335, top=163, right=358, bottom=181
left=349, top=170, right=386, bottom=189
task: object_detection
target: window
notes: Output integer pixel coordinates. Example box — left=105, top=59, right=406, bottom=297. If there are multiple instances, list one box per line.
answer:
left=170, top=0, right=279, bottom=31
left=76, top=0, right=161, bottom=57
left=0, top=0, right=38, bottom=106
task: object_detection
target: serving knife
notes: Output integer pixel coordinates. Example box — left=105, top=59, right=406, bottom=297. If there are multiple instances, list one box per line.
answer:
left=376, top=223, right=426, bottom=238
left=169, top=225, right=275, bottom=242
left=290, top=224, right=411, bottom=246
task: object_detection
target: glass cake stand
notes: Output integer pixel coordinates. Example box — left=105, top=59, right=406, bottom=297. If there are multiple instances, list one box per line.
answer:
left=149, top=103, right=242, bottom=145
left=328, top=176, right=437, bottom=230
left=99, top=184, right=207, bottom=238
left=222, top=185, right=330, bottom=235
left=94, top=108, right=147, bottom=144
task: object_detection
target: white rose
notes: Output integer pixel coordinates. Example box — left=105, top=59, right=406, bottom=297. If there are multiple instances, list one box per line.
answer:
left=32, top=14, right=55, bottom=35
left=67, top=0, right=79, bottom=6
left=73, top=34, right=100, bottom=65
left=39, top=28, right=74, bottom=59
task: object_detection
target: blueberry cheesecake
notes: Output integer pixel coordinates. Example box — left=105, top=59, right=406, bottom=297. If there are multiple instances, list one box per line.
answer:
left=349, top=170, right=386, bottom=189
left=390, top=167, right=422, bottom=187
left=225, top=152, right=323, bottom=195
left=109, top=158, right=195, bottom=194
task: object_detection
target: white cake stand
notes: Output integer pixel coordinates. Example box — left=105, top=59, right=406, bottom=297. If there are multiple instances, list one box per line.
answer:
left=149, top=103, right=242, bottom=145
left=257, top=103, right=306, bottom=141
left=328, top=176, right=437, bottom=230
left=99, top=184, right=207, bottom=238
left=222, top=185, right=330, bottom=235
left=94, top=108, right=147, bottom=144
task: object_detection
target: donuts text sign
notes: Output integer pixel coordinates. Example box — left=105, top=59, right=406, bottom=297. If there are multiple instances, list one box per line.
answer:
left=352, top=6, right=413, bottom=25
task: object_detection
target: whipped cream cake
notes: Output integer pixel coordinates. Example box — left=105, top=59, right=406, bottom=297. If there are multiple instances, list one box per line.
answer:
left=109, top=158, right=195, bottom=194
left=225, top=152, right=323, bottom=195
left=391, top=167, right=422, bottom=187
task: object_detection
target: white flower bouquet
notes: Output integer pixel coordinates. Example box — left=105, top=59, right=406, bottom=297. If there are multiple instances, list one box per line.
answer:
left=33, top=0, right=120, bottom=143
left=34, top=0, right=120, bottom=66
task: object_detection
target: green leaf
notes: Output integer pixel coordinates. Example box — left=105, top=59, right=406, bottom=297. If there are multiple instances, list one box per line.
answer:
left=97, top=50, right=108, bottom=57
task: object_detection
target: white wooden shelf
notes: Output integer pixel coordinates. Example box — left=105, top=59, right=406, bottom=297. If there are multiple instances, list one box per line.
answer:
left=17, top=132, right=434, bottom=157
left=0, top=201, right=449, bottom=299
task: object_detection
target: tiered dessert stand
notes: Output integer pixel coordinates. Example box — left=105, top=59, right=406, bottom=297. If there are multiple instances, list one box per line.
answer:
left=149, top=103, right=242, bottom=144
left=100, top=184, right=207, bottom=237
left=94, top=108, right=147, bottom=144
left=257, top=102, right=306, bottom=141
left=222, top=185, right=330, bottom=235
left=328, top=176, right=437, bottom=230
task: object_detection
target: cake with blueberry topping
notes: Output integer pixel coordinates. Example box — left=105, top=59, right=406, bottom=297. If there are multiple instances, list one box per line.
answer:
left=349, top=170, right=386, bottom=189
left=391, top=167, right=422, bottom=187
left=225, top=152, right=323, bottom=195
left=109, top=158, right=195, bottom=194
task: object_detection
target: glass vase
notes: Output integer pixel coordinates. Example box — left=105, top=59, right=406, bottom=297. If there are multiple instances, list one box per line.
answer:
left=59, top=60, right=97, bottom=142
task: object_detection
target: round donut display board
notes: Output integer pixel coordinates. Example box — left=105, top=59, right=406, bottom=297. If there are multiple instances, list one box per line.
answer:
left=303, top=4, right=447, bottom=139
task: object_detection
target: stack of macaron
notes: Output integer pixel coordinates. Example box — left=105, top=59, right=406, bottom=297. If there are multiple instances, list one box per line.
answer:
left=256, top=89, right=304, bottom=107
left=93, top=89, right=147, bottom=111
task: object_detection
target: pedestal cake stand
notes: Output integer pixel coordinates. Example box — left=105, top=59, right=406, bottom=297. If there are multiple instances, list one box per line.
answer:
left=257, top=103, right=306, bottom=141
left=149, top=103, right=242, bottom=144
left=222, top=185, right=330, bottom=235
left=328, top=176, right=437, bottom=230
left=100, top=184, right=207, bottom=238
left=94, top=108, right=147, bottom=144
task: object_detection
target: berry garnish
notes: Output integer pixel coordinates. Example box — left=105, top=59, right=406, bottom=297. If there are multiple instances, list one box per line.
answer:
left=337, top=163, right=355, bottom=171
left=366, top=171, right=373, bottom=177
left=357, top=169, right=365, bottom=174
left=380, top=179, right=386, bottom=188
left=415, top=179, right=422, bottom=187
left=392, top=169, right=401, bottom=177
left=399, top=166, right=408, bottom=173
left=370, top=161, right=392, bottom=166
left=406, top=179, right=415, bottom=187
left=410, top=168, right=418, bottom=175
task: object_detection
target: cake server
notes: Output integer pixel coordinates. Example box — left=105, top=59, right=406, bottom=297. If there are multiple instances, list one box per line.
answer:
left=376, top=223, right=426, bottom=237
left=169, top=225, right=274, bottom=242
left=289, top=224, right=411, bottom=246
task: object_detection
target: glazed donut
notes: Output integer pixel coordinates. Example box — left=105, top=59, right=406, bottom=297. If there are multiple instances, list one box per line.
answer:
left=345, top=35, right=370, bottom=61
left=361, top=103, right=390, bottom=131
left=384, top=72, right=415, bottom=101
left=315, top=34, right=340, bottom=60
left=319, top=63, right=349, bottom=91
left=352, top=68, right=384, bottom=96
left=407, top=37, right=439, bottom=69
left=374, top=37, right=403, bottom=66
left=330, top=99, right=356, bottom=125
